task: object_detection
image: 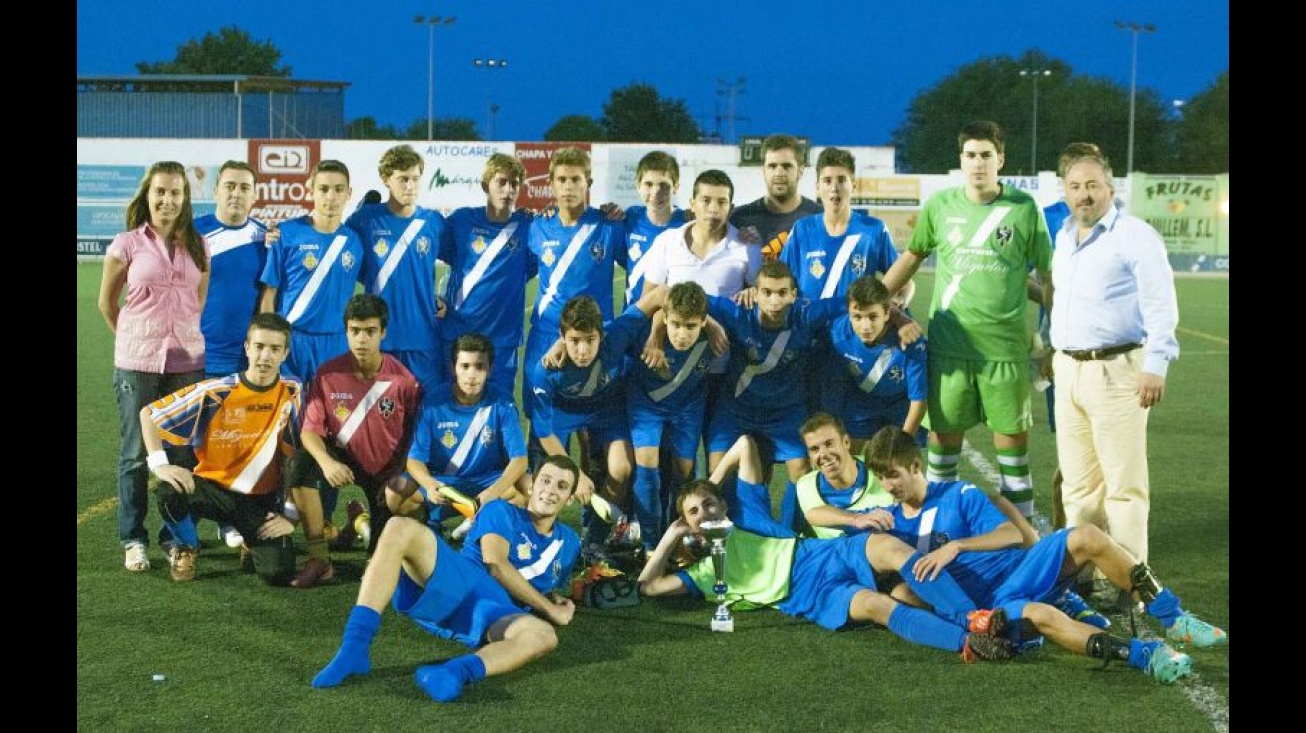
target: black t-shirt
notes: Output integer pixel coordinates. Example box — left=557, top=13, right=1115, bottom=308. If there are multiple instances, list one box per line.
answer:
left=729, top=196, right=823, bottom=261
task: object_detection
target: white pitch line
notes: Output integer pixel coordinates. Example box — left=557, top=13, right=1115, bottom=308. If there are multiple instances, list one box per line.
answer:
left=961, top=438, right=1002, bottom=487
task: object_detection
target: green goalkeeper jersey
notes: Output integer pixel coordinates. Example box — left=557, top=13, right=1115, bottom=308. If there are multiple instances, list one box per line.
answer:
left=908, top=185, right=1052, bottom=361
left=682, top=530, right=796, bottom=609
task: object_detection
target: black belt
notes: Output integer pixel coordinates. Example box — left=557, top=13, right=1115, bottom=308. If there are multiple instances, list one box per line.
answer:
left=1061, top=343, right=1141, bottom=361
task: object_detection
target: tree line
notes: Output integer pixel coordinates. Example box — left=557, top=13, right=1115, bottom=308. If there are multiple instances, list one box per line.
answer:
left=131, top=26, right=1228, bottom=174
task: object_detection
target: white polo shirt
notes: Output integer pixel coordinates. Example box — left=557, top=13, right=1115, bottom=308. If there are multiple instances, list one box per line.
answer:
left=642, top=221, right=762, bottom=372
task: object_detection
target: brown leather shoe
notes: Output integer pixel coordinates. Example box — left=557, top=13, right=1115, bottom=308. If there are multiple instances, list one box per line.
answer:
left=291, top=557, right=335, bottom=588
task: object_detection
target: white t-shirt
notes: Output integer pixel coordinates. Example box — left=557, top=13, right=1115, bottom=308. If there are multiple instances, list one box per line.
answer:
left=642, top=222, right=762, bottom=372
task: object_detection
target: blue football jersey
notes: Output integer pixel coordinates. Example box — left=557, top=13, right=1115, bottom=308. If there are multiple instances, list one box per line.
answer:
left=462, top=499, right=581, bottom=599
left=623, top=205, right=687, bottom=305
left=887, top=481, right=1024, bottom=601
left=707, top=295, right=845, bottom=412
left=440, top=206, right=536, bottom=348
left=408, top=384, right=527, bottom=487
left=260, top=216, right=363, bottom=333
left=527, top=208, right=626, bottom=330
left=348, top=202, right=446, bottom=351
left=782, top=212, right=899, bottom=302
left=196, top=214, right=268, bottom=374
left=827, top=315, right=928, bottom=415
left=527, top=308, right=646, bottom=435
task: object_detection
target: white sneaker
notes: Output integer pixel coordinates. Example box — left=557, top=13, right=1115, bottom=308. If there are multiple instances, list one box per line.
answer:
left=219, top=524, right=245, bottom=548
left=124, top=542, right=150, bottom=572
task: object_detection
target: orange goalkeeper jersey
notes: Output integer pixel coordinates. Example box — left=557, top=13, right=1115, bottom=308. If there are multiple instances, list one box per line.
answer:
left=146, top=374, right=303, bottom=495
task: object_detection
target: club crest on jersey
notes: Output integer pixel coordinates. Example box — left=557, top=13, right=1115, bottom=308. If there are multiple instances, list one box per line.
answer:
left=505, top=234, right=522, bottom=252
left=541, top=247, right=557, bottom=267
left=378, top=396, right=396, bottom=418
left=516, top=539, right=533, bottom=561
left=472, top=235, right=487, bottom=254
left=946, top=226, right=964, bottom=248
left=589, top=240, right=605, bottom=262
left=929, top=531, right=951, bottom=551
left=416, top=236, right=431, bottom=254
left=888, top=365, right=904, bottom=383
left=809, top=259, right=826, bottom=279
left=334, top=402, right=351, bottom=422
left=373, top=239, right=389, bottom=258
left=745, top=344, right=761, bottom=364
left=479, top=426, right=494, bottom=445
left=341, top=251, right=356, bottom=271
left=850, top=254, right=867, bottom=276
left=628, top=243, right=643, bottom=261
left=302, top=251, right=319, bottom=270
left=441, top=429, right=458, bottom=449
left=994, top=226, right=1013, bottom=246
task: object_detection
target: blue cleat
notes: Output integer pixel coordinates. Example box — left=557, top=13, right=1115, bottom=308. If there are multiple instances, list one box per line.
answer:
left=1166, top=611, right=1227, bottom=648
left=1140, top=640, right=1192, bottom=684
left=1055, top=588, right=1111, bottom=630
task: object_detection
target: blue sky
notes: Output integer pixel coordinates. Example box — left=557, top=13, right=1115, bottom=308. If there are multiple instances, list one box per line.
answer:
left=76, top=0, right=1228, bottom=146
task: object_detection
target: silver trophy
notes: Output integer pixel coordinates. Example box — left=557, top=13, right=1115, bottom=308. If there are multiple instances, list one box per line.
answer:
left=699, top=518, right=735, bottom=632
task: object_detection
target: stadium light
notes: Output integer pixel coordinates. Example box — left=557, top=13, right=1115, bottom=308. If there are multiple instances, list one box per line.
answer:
left=414, top=14, right=457, bottom=140
left=1019, top=68, right=1052, bottom=175
left=473, top=58, right=508, bottom=140
left=1115, top=20, right=1156, bottom=174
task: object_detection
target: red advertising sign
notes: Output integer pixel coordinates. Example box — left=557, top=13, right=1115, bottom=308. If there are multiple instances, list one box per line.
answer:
left=515, top=142, right=592, bottom=211
left=247, top=139, right=321, bottom=226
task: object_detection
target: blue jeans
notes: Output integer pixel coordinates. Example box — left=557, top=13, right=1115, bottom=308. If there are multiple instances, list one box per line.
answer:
left=113, top=368, right=204, bottom=547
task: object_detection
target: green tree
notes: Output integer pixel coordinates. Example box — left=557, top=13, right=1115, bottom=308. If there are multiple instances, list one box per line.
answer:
left=346, top=116, right=401, bottom=140
left=600, top=83, right=701, bottom=143
left=892, top=50, right=1172, bottom=174
left=1173, top=71, right=1228, bottom=174
left=135, top=25, right=290, bottom=76
left=403, top=117, right=481, bottom=141
left=544, top=114, right=607, bottom=142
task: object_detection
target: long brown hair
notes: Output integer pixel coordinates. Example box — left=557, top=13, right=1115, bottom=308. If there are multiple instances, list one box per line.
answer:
left=124, top=161, right=207, bottom=272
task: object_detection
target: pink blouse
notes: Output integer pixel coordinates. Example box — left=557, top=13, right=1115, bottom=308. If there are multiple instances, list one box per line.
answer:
left=106, top=223, right=210, bottom=373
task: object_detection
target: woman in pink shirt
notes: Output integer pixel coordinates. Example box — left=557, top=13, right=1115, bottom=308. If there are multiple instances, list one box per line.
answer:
left=97, top=161, right=211, bottom=573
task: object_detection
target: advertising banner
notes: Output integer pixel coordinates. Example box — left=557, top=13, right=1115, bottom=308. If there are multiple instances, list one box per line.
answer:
left=1133, top=175, right=1220, bottom=255
left=515, top=142, right=591, bottom=210
left=247, top=139, right=321, bottom=226
left=854, top=177, right=920, bottom=207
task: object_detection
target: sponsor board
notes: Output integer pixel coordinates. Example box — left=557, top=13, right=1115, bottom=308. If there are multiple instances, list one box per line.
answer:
left=248, top=139, right=321, bottom=225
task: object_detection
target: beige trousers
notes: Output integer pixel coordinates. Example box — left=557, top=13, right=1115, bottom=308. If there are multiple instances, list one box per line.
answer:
left=1052, top=348, right=1150, bottom=564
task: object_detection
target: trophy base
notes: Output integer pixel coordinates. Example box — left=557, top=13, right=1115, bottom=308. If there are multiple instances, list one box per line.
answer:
left=710, top=617, right=734, bottom=633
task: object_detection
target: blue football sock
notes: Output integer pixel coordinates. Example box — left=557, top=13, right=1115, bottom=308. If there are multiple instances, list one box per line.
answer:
left=887, top=605, right=967, bottom=653
left=733, top=480, right=795, bottom=539
left=898, top=552, right=977, bottom=627
left=415, top=653, right=487, bottom=702
left=312, top=606, right=381, bottom=688
left=778, top=480, right=799, bottom=530
left=164, top=513, right=199, bottom=549
left=633, top=465, right=661, bottom=550
left=1146, top=588, right=1182, bottom=628
left=1127, top=638, right=1153, bottom=671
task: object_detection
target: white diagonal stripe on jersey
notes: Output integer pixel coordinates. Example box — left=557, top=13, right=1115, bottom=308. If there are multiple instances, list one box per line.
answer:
left=578, top=359, right=604, bottom=397
left=649, top=341, right=709, bottom=402
left=858, top=349, right=897, bottom=393
left=335, top=381, right=392, bottom=447
left=735, top=329, right=791, bottom=398
left=968, top=206, right=1012, bottom=249
left=914, top=507, right=938, bottom=555
left=230, top=400, right=294, bottom=494
left=455, top=221, right=518, bottom=308
left=286, top=234, right=349, bottom=324
left=442, top=406, right=493, bottom=475
left=373, top=219, right=426, bottom=294
left=624, top=254, right=649, bottom=304
left=205, top=226, right=260, bottom=258
left=536, top=223, right=596, bottom=317
left=819, top=234, right=861, bottom=299
left=518, top=537, right=563, bottom=581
